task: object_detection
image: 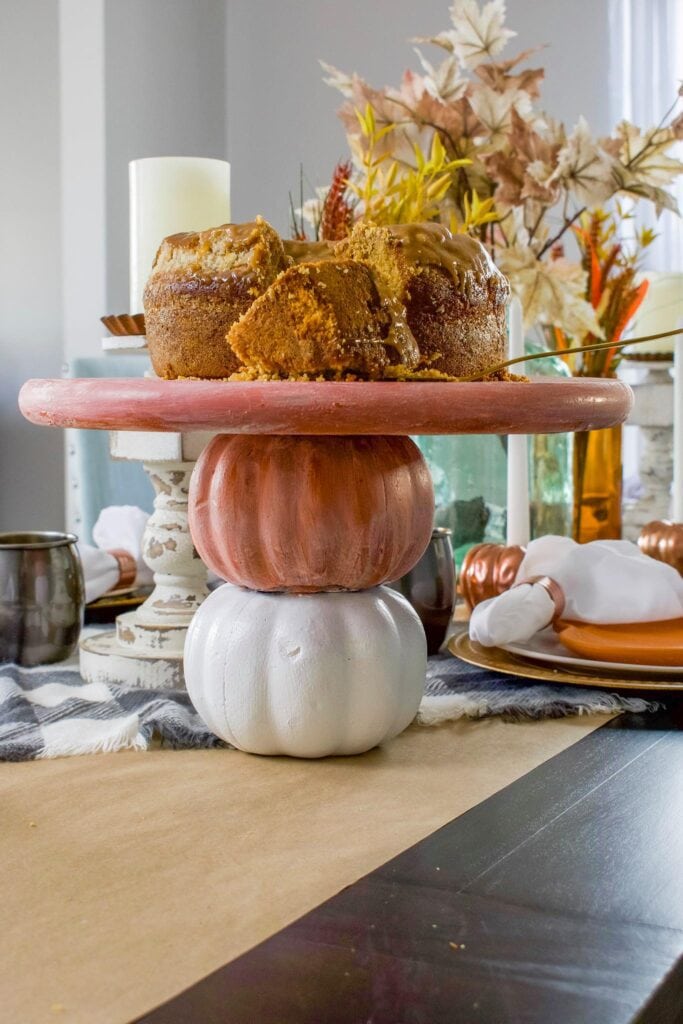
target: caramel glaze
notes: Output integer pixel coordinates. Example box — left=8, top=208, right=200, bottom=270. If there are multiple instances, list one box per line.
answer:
left=149, top=219, right=286, bottom=297
left=158, top=219, right=507, bottom=304
left=372, top=287, right=420, bottom=368
left=384, top=223, right=509, bottom=367
left=283, top=223, right=505, bottom=291
left=283, top=239, right=335, bottom=263
left=389, top=222, right=509, bottom=303
left=162, top=220, right=268, bottom=253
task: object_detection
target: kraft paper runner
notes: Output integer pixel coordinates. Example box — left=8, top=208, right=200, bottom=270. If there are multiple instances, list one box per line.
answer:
left=2, top=715, right=611, bottom=1024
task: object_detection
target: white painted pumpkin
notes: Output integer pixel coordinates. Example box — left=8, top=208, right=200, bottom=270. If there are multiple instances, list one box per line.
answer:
left=184, top=584, right=426, bottom=757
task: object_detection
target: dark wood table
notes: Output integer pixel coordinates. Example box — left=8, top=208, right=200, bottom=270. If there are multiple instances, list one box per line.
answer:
left=138, top=703, right=683, bottom=1024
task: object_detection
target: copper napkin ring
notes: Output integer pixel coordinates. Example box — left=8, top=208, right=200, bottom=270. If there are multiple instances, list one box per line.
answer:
left=512, top=575, right=566, bottom=622
left=107, top=549, right=137, bottom=590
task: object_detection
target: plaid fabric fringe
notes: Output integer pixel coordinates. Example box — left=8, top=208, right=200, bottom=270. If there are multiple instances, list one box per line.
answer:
left=0, top=653, right=658, bottom=762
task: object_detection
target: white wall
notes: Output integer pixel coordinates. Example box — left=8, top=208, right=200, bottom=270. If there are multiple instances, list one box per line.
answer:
left=225, top=0, right=614, bottom=233
left=104, top=0, right=227, bottom=313
left=60, top=0, right=228, bottom=359
left=0, top=0, right=65, bottom=531
left=0, top=0, right=229, bottom=532
left=60, top=0, right=107, bottom=366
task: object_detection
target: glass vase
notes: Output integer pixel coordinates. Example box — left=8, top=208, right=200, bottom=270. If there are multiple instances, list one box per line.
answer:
left=572, top=424, right=623, bottom=542
left=415, top=341, right=574, bottom=566
left=525, top=341, right=573, bottom=539
left=415, top=434, right=507, bottom=570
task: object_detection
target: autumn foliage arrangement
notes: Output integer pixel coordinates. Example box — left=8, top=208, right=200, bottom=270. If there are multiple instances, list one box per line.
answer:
left=551, top=207, right=654, bottom=378
left=292, top=0, right=683, bottom=372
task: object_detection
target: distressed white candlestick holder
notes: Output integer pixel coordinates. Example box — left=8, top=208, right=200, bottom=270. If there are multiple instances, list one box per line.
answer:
left=79, top=431, right=214, bottom=689
left=622, top=361, right=674, bottom=542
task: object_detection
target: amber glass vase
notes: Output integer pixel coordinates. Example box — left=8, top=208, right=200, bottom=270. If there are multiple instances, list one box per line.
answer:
left=572, top=424, right=622, bottom=543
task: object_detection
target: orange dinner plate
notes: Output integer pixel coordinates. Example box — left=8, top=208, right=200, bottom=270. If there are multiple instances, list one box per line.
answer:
left=556, top=618, right=683, bottom=667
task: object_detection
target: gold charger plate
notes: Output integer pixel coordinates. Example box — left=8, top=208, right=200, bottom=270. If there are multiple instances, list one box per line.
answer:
left=448, top=630, right=683, bottom=691
left=84, top=586, right=152, bottom=625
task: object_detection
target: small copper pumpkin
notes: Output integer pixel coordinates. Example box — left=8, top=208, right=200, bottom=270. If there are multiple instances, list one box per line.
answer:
left=459, top=542, right=526, bottom=610
left=638, top=520, right=683, bottom=576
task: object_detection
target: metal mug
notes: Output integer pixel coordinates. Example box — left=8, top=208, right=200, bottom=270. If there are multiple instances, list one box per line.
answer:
left=391, top=527, right=456, bottom=655
left=0, top=532, right=84, bottom=666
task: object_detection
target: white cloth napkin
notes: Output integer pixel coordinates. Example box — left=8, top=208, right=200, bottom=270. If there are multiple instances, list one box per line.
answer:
left=470, top=536, right=683, bottom=648
left=78, top=547, right=121, bottom=604
left=78, top=506, right=153, bottom=604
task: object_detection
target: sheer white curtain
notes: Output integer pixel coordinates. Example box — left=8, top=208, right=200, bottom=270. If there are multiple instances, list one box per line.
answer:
left=610, top=0, right=682, bottom=514
left=609, top=0, right=683, bottom=271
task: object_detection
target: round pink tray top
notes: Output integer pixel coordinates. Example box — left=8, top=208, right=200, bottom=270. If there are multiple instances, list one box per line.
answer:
left=19, top=377, right=632, bottom=436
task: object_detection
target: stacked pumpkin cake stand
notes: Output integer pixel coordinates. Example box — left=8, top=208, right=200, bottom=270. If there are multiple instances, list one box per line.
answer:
left=19, top=375, right=632, bottom=757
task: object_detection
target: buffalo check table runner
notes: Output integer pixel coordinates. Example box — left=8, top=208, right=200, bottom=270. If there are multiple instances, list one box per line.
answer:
left=0, top=647, right=655, bottom=760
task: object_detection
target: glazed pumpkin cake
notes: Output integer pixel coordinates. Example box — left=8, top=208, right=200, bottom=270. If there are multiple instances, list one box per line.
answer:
left=144, top=217, right=510, bottom=381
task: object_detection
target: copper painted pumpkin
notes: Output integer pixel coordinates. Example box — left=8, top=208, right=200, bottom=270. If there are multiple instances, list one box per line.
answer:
left=459, top=542, right=525, bottom=609
left=189, top=434, right=434, bottom=592
left=638, top=520, right=683, bottom=576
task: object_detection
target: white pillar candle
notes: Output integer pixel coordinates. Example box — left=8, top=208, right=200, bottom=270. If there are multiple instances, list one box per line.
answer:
left=673, top=333, right=683, bottom=522
left=129, top=157, right=231, bottom=313
left=506, top=297, right=531, bottom=546
left=627, top=272, right=683, bottom=358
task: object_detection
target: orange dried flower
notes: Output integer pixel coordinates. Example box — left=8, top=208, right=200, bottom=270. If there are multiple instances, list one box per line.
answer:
left=320, top=161, right=354, bottom=241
